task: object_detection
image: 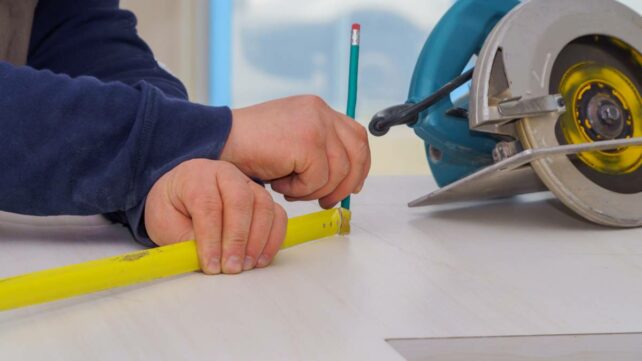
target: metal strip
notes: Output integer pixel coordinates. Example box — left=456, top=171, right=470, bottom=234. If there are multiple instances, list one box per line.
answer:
left=409, top=137, right=642, bottom=207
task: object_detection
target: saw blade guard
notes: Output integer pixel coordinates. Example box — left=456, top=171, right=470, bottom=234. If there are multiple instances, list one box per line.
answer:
left=470, top=0, right=642, bottom=226
left=408, top=0, right=519, bottom=187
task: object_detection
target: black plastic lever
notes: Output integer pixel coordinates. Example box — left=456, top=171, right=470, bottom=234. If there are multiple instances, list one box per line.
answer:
left=369, top=68, right=474, bottom=136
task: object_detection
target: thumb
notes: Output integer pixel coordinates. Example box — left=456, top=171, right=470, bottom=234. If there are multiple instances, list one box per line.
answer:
left=144, top=178, right=196, bottom=246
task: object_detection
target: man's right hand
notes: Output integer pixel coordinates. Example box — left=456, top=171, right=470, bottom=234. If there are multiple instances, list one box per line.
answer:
left=144, top=159, right=287, bottom=275
left=221, top=95, right=371, bottom=209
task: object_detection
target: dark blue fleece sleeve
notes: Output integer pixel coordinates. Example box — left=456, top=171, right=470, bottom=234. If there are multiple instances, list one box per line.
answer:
left=28, top=0, right=189, bottom=100
left=0, top=0, right=232, bottom=246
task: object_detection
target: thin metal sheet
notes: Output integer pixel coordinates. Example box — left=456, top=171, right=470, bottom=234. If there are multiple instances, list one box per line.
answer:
left=387, top=333, right=642, bottom=361
left=409, top=165, right=546, bottom=206
left=409, top=137, right=642, bottom=207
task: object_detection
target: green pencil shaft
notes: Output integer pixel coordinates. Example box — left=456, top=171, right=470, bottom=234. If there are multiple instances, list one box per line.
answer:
left=346, top=45, right=360, bottom=119
left=341, top=31, right=360, bottom=210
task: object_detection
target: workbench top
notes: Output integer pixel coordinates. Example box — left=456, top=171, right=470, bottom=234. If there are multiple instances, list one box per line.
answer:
left=1, top=176, right=642, bottom=360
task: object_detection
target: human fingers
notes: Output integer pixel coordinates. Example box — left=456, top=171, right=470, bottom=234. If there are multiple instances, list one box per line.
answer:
left=318, top=112, right=370, bottom=208
left=256, top=203, right=288, bottom=268
left=270, top=145, right=330, bottom=198
left=284, top=129, right=351, bottom=203
left=243, top=183, right=275, bottom=271
left=144, top=168, right=196, bottom=247
left=177, top=163, right=226, bottom=275
left=217, top=164, right=255, bottom=274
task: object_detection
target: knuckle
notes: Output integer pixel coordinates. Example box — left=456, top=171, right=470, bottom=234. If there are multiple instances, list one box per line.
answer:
left=356, top=138, right=370, bottom=163
left=252, top=182, right=273, bottom=199
left=218, top=161, right=240, bottom=176
left=255, top=191, right=275, bottom=214
left=178, top=161, right=221, bottom=199
left=300, top=123, right=325, bottom=146
left=274, top=203, right=288, bottom=224
left=182, top=183, right=203, bottom=203
left=314, top=169, right=330, bottom=189
left=192, top=194, right=223, bottom=215
left=227, top=201, right=252, bottom=218
left=357, top=124, right=369, bottom=142
left=337, top=158, right=350, bottom=179
left=226, top=233, right=248, bottom=246
left=182, top=159, right=214, bottom=177
left=300, top=94, right=326, bottom=109
left=179, top=158, right=201, bottom=171
left=225, top=181, right=254, bottom=204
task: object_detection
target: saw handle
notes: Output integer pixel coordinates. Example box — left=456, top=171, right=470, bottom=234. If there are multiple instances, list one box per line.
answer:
left=369, top=68, right=474, bottom=136
left=408, top=0, right=520, bottom=187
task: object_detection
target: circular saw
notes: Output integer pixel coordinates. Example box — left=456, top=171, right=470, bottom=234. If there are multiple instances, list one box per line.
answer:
left=369, top=0, right=642, bottom=227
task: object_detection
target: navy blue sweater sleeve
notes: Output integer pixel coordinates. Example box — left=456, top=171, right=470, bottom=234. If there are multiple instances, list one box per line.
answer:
left=28, top=0, right=189, bottom=100
left=0, top=0, right=233, bottom=246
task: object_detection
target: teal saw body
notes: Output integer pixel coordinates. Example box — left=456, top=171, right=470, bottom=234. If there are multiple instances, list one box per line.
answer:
left=408, top=0, right=519, bottom=187
left=369, top=0, right=642, bottom=227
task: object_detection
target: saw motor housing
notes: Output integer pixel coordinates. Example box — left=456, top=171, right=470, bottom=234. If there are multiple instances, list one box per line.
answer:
left=408, top=0, right=519, bottom=187
left=375, top=0, right=642, bottom=226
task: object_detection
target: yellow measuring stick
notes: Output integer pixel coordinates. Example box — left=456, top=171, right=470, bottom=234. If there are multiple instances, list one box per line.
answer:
left=0, top=208, right=350, bottom=311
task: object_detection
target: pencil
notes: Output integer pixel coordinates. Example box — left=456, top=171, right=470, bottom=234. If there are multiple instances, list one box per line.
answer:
left=341, top=23, right=361, bottom=210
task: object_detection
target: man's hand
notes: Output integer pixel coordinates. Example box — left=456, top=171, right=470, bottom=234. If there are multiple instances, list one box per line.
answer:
left=221, top=95, right=371, bottom=209
left=144, top=159, right=287, bottom=275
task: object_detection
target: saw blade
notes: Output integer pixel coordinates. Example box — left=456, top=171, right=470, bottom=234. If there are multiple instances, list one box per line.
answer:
left=518, top=36, right=642, bottom=227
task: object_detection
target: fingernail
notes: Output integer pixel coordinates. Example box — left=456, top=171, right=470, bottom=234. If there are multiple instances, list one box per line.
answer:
left=207, top=258, right=221, bottom=274
left=224, top=255, right=242, bottom=274
left=257, top=255, right=271, bottom=268
left=243, top=256, right=254, bottom=271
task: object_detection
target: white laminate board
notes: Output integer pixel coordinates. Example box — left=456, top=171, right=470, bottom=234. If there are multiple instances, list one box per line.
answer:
left=1, top=176, right=642, bottom=360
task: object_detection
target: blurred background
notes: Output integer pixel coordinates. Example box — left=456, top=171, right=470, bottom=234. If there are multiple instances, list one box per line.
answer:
left=121, top=0, right=642, bottom=176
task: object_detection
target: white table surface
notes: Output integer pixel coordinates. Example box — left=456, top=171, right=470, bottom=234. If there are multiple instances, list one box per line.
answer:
left=1, top=176, right=642, bottom=361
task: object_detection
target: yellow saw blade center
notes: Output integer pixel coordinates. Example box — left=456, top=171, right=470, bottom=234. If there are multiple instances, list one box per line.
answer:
left=559, top=61, right=642, bottom=174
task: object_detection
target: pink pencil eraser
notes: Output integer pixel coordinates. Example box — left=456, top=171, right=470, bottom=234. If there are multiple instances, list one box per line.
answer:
left=352, top=23, right=361, bottom=31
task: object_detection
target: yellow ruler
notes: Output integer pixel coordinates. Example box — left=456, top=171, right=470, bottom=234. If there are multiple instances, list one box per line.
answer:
left=0, top=208, right=350, bottom=311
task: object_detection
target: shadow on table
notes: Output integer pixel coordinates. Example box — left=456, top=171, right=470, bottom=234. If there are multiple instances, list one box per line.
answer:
left=410, top=192, right=616, bottom=233
left=0, top=218, right=133, bottom=246
left=0, top=273, right=193, bottom=327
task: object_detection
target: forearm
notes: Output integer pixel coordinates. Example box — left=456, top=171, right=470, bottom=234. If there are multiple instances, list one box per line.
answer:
left=29, top=0, right=188, bottom=100
left=22, top=0, right=228, bottom=245
left=0, top=62, right=231, bottom=217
